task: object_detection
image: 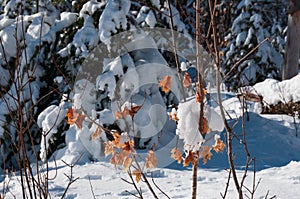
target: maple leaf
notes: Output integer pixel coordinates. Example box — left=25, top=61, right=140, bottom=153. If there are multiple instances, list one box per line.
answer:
left=183, top=150, right=199, bottom=167
left=171, top=148, right=183, bottom=164
left=145, top=150, right=157, bottom=169
left=183, top=72, right=191, bottom=88
left=213, top=138, right=226, bottom=153
left=104, top=141, right=115, bottom=157
left=200, top=146, right=212, bottom=165
left=91, top=126, right=102, bottom=140
left=132, top=169, right=142, bottom=183
left=66, top=108, right=85, bottom=129
left=158, top=76, right=172, bottom=93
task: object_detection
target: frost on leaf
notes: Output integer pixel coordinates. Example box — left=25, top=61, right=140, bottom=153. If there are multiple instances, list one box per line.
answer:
left=183, top=150, right=199, bottom=167
left=158, top=75, right=172, bottom=93
left=171, top=148, right=182, bottom=164
left=132, top=169, right=142, bottom=183
left=200, top=146, right=212, bottom=165
left=183, top=72, right=191, bottom=88
left=91, top=126, right=102, bottom=140
left=213, top=138, right=226, bottom=153
left=145, top=150, right=157, bottom=169
left=66, top=108, right=85, bottom=129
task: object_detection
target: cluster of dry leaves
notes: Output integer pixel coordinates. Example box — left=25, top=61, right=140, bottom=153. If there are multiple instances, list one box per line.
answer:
left=66, top=73, right=225, bottom=180
left=158, top=75, right=226, bottom=167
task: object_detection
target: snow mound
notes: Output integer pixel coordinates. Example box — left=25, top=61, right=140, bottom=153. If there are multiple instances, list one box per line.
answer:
left=252, top=74, right=300, bottom=105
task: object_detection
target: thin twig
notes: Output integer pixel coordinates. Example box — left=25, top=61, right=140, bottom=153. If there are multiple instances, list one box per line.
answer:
left=151, top=172, right=171, bottom=199
left=88, top=176, right=97, bottom=199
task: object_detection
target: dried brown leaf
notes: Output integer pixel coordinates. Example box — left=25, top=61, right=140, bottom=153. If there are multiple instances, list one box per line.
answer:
left=91, top=126, right=102, bottom=140
left=183, top=150, right=199, bottom=167
left=213, top=138, right=226, bottom=153
left=201, top=117, right=210, bottom=135
left=132, top=169, right=142, bottom=183
left=104, top=141, right=115, bottom=157
left=122, top=157, right=132, bottom=173
left=145, top=150, right=157, bottom=169
left=158, top=76, right=172, bottom=93
left=183, top=72, right=191, bottom=88
left=200, top=146, right=212, bottom=165
left=171, top=148, right=182, bottom=164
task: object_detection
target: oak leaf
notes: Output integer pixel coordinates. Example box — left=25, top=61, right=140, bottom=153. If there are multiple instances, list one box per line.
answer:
left=158, top=76, right=172, bottom=93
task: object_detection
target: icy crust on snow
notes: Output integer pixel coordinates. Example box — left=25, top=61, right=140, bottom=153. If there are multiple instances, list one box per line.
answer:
left=252, top=74, right=300, bottom=105
left=176, top=98, right=224, bottom=151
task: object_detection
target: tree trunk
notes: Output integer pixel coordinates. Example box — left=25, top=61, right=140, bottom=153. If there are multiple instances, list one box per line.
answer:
left=282, top=0, right=300, bottom=80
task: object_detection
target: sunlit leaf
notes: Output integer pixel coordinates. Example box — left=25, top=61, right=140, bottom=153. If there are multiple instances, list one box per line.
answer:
left=158, top=76, right=172, bottom=93
left=183, top=150, right=198, bottom=167
left=200, top=146, right=212, bottom=165
left=91, top=126, right=102, bottom=140
left=213, top=138, right=226, bottom=153
left=132, top=169, right=142, bottom=183
left=183, top=72, right=191, bottom=88
left=104, top=141, right=115, bottom=157
left=145, top=150, right=157, bottom=169
left=66, top=108, right=85, bottom=129
left=200, top=117, right=210, bottom=136
left=171, top=148, right=182, bottom=164
left=122, top=157, right=132, bottom=173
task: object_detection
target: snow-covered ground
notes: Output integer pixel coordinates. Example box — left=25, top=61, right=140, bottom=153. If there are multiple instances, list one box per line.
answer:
left=1, top=75, right=300, bottom=199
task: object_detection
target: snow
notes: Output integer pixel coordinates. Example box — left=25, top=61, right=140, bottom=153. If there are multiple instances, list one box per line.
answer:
left=2, top=81, right=300, bottom=198
left=98, top=0, right=131, bottom=47
left=252, top=74, right=300, bottom=105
